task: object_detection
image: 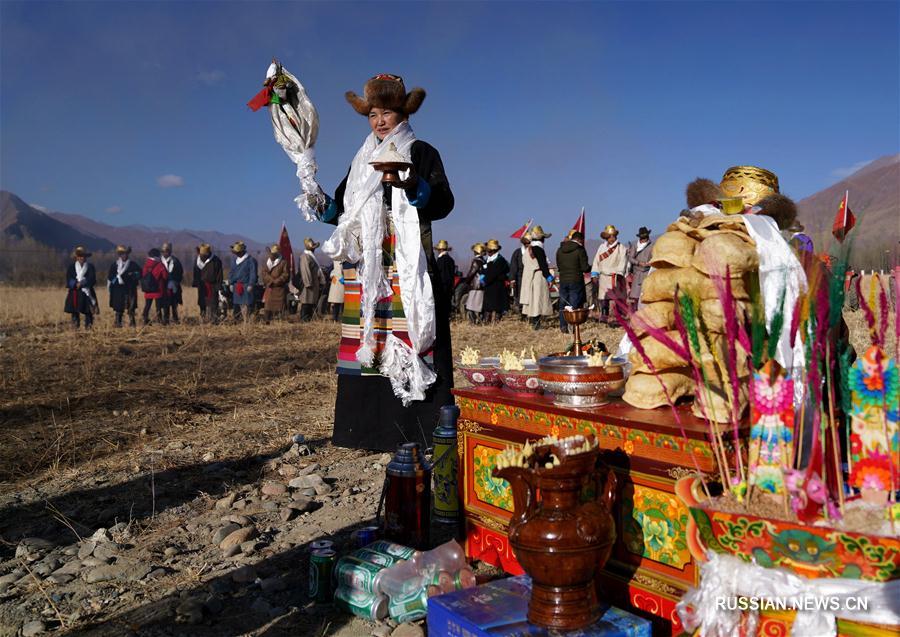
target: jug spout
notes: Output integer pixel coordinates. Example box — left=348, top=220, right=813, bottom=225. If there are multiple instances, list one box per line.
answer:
left=493, top=466, right=536, bottom=527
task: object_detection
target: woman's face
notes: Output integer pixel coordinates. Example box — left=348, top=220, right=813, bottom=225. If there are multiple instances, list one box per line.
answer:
left=368, top=108, right=405, bottom=140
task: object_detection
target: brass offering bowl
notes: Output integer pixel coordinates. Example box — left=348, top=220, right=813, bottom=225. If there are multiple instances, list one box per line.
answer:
left=538, top=356, right=626, bottom=408
left=562, top=307, right=590, bottom=356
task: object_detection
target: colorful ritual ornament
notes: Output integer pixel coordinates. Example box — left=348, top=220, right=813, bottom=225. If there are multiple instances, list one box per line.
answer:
left=848, top=345, right=900, bottom=505
left=748, top=360, right=794, bottom=498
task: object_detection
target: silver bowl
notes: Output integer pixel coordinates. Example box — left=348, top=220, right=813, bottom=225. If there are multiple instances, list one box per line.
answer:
left=537, top=355, right=626, bottom=407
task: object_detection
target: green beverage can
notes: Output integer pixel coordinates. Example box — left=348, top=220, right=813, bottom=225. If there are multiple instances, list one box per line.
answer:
left=333, top=555, right=384, bottom=594
left=367, top=540, right=418, bottom=561
left=309, top=549, right=336, bottom=602
left=334, top=586, right=388, bottom=620
left=351, top=547, right=400, bottom=568
left=387, top=587, right=430, bottom=623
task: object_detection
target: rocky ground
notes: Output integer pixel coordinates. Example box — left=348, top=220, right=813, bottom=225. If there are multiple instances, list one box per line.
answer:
left=0, top=301, right=593, bottom=637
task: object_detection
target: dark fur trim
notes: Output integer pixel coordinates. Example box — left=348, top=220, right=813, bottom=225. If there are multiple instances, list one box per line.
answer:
left=756, top=194, right=797, bottom=230
left=345, top=91, right=370, bottom=116
left=686, top=178, right=721, bottom=208
left=403, top=88, right=426, bottom=114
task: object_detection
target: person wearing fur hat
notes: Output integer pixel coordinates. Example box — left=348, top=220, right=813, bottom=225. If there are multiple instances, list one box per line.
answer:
left=508, top=234, right=530, bottom=319
left=481, top=239, right=509, bottom=323
left=520, top=226, right=554, bottom=329
left=298, top=237, right=325, bottom=321
left=626, top=227, right=654, bottom=312
left=160, top=242, right=184, bottom=325
left=464, top=243, right=487, bottom=324
left=107, top=245, right=141, bottom=327
left=261, top=244, right=291, bottom=323
left=309, top=73, right=455, bottom=451
left=65, top=246, right=98, bottom=329
left=228, top=241, right=258, bottom=322
left=434, top=240, right=456, bottom=312
left=141, top=248, right=169, bottom=326
left=193, top=243, right=223, bottom=323
left=591, top=225, right=627, bottom=323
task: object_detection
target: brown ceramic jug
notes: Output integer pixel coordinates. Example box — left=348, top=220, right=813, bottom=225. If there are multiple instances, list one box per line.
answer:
left=493, top=435, right=617, bottom=630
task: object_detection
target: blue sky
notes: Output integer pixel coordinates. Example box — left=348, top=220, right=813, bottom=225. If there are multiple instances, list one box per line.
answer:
left=2, top=0, right=898, bottom=256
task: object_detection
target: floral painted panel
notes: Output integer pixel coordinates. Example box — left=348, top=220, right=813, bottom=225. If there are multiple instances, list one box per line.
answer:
left=623, top=485, right=691, bottom=568
left=472, top=444, right=513, bottom=512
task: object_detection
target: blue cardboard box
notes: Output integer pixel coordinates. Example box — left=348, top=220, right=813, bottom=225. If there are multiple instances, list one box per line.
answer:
left=427, top=576, right=651, bottom=637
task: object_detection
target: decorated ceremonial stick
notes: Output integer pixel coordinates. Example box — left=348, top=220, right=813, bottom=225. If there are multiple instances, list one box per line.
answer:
left=824, top=345, right=845, bottom=514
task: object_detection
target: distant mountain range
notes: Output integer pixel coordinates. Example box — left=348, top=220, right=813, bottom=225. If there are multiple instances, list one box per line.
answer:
left=1, top=190, right=265, bottom=255
left=795, top=154, right=899, bottom=262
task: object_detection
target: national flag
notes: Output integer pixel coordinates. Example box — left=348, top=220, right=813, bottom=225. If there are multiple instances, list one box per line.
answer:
left=571, top=207, right=585, bottom=237
left=832, top=190, right=856, bottom=242
left=279, top=223, right=295, bottom=281
left=510, top=219, right=533, bottom=239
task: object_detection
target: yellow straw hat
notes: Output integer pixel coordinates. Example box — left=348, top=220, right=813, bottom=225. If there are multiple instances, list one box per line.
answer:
left=471, top=242, right=485, bottom=255
left=269, top=244, right=280, bottom=255
left=600, top=225, right=619, bottom=239
left=485, top=239, right=502, bottom=251
left=435, top=239, right=452, bottom=251
left=529, top=225, right=551, bottom=240
left=304, top=237, right=320, bottom=250
left=72, top=246, right=92, bottom=258
left=198, top=243, right=212, bottom=256
left=230, top=241, right=246, bottom=253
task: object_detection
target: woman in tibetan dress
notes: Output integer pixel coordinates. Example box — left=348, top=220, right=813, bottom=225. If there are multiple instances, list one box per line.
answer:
left=315, top=74, right=454, bottom=451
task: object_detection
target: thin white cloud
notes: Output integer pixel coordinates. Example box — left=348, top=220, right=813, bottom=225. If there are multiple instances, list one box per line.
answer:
left=157, top=174, right=185, bottom=188
left=105, top=205, right=123, bottom=214
left=198, top=69, right=226, bottom=86
left=831, top=159, right=872, bottom=179
left=31, top=203, right=50, bottom=212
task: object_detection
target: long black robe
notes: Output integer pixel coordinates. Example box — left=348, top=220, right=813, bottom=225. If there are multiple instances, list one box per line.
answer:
left=509, top=247, right=524, bottom=296
left=481, top=255, right=510, bottom=313
left=328, top=139, right=455, bottom=451
left=163, top=256, right=184, bottom=306
left=435, top=252, right=456, bottom=305
left=107, top=260, right=141, bottom=312
left=64, top=263, right=97, bottom=315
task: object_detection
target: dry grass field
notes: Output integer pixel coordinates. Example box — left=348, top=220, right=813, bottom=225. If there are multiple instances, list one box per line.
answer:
left=0, top=281, right=893, bottom=636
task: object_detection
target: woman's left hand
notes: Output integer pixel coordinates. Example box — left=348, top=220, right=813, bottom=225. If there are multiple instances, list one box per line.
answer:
left=397, top=167, right=419, bottom=190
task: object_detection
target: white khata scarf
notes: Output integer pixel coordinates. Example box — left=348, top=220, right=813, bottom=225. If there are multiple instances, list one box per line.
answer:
left=74, top=261, right=92, bottom=298
left=322, top=120, right=436, bottom=405
left=115, top=258, right=131, bottom=284
left=196, top=256, right=209, bottom=270
left=235, top=253, right=249, bottom=265
left=635, top=239, right=651, bottom=254
left=162, top=255, right=174, bottom=272
left=266, top=257, right=281, bottom=270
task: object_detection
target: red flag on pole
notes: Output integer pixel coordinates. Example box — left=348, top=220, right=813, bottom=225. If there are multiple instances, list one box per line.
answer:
left=571, top=207, right=585, bottom=237
left=510, top=218, right=533, bottom=239
left=279, top=223, right=295, bottom=280
left=832, top=190, right=856, bottom=242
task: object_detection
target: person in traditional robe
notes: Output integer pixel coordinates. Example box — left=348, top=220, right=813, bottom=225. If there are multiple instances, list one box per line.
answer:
left=160, top=242, right=183, bottom=325
left=107, top=245, right=141, bottom=327
left=327, top=259, right=345, bottom=321
left=434, top=239, right=455, bottom=311
left=481, top=239, right=509, bottom=323
left=464, top=243, right=486, bottom=324
left=508, top=234, right=529, bottom=319
left=298, top=238, right=325, bottom=321
left=141, top=248, right=169, bottom=325
left=65, top=246, right=98, bottom=329
left=555, top=230, right=590, bottom=333
left=520, top=226, right=554, bottom=330
left=193, top=243, right=223, bottom=323
left=261, top=244, right=291, bottom=323
left=592, top=224, right=627, bottom=323
left=310, top=73, right=455, bottom=451
left=626, top=227, right=654, bottom=312
left=228, top=241, right=257, bottom=322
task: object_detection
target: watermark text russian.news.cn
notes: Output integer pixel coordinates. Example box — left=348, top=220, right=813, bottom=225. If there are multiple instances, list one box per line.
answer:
left=715, top=597, right=869, bottom=612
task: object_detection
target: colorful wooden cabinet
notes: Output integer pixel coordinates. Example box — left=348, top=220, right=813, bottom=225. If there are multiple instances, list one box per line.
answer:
left=453, top=388, right=742, bottom=635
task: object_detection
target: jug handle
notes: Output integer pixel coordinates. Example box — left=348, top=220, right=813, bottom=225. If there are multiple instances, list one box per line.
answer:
left=593, top=464, right=618, bottom=509
left=494, top=467, right=536, bottom=526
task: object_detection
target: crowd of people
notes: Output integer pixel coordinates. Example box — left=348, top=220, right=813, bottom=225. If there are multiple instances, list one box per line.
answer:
left=63, top=237, right=347, bottom=328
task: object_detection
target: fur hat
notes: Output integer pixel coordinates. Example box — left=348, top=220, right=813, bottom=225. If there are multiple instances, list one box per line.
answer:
left=72, top=246, right=92, bottom=258
left=346, top=74, right=426, bottom=116
left=435, top=239, right=452, bottom=251
left=686, top=178, right=722, bottom=209
left=471, top=242, right=485, bottom=255
left=304, top=237, right=320, bottom=251
left=198, top=243, right=212, bottom=257
left=756, top=194, right=798, bottom=231
left=230, top=241, right=246, bottom=254
left=486, top=239, right=502, bottom=251
left=269, top=244, right=281, bottom=255
left=600, top=225, right=619, bottom=240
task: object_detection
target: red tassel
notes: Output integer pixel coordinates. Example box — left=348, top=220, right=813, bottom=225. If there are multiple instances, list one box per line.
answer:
left=247, top=86, right=272, bottom=112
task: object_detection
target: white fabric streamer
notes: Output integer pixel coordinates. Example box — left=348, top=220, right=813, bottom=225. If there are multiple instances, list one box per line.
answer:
left=323, top=121, right=436, bottom=405
left=263, top=64, right=324, bottom=222
left=74, top=261, right=92, bottom=299
left=677, top=551, right=900, bottom=637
